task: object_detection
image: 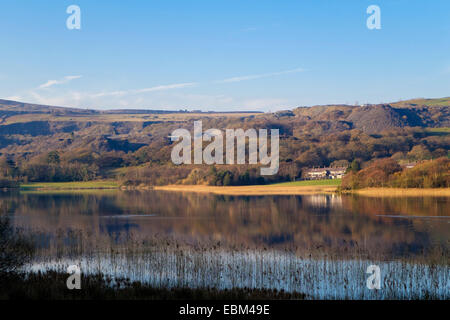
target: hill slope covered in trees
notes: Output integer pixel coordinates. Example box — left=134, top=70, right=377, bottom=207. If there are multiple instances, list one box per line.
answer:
left=0, top=98, right=448, bottom=186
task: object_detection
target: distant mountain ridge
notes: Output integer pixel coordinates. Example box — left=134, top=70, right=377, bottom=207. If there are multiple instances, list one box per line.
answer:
left=0, top=99, right=96, bottom=115
left=0, top=97, right=449, bottom=136
left=1, top=97, right=449, bottom=113
left=0, top=99, right=261, bottom=115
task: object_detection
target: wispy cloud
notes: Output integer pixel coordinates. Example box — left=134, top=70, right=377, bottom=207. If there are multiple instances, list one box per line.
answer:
left=6, top=68, right=303, bottom=110
left=241, top=98, right=290, bottom=111
left=133, top=82, right=197, bottom=93
left=6, top=89, right=290, bottom=112
left=39, top=75, right=82, bottom=89
left=90, top=90, right=129, bottom=98
left=218, top=68, right=304, bottom=83
left=5, top=95, right=22, bottom=101
left=91, top=82, right=198, bottom=98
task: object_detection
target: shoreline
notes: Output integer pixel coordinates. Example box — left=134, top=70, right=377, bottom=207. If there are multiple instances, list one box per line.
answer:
left=20, top=181, right=119, bottom=191
left=17, top=181, right=450, bottom=197
left=347, top=187, right=450, bottom=197
left=154, top=185, right=450, bottom=197
left=154, top=184, right=338, bottom=195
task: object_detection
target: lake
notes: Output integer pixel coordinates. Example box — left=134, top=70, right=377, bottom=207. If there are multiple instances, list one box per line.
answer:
left=2, top=190, right=449, bottom=299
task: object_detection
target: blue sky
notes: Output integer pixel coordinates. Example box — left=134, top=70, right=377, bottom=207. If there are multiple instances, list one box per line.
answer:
left=0, top=0, right=449, bottom=111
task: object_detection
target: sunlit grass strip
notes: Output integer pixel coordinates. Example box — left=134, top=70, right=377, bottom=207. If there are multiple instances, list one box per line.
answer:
left=20, top=181, right=119, bottom=190
left=154, top=184, right=337, bottom=195
left=270, top=179, right=342, bottom=186
left=425, top=127, right=450, bottom=133
left=350, top=187, right=450, bottom=197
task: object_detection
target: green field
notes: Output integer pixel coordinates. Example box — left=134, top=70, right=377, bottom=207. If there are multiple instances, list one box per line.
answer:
left=425, top=127, right=450, bottom=133
left=20, top=181, right=119, bottom=190
left=424, top=127, right=450, bottom=138
left=270, top=179, right=342, bottom=187
left=394, top=97, right=450, bottom=107
left=19, top=179, right=341, bottom=190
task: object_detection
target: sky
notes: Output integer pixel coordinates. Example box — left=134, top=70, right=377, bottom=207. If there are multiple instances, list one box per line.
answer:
left=0, top=0, right=449, bottom=111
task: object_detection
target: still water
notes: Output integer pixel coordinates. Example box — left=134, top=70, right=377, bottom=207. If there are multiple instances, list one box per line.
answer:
left=2, top=190, right=449, bottom=299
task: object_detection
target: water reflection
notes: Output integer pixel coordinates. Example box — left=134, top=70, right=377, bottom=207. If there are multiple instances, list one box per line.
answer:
left=2, top=190, right=448, bottom=261
left=2, top=190, right=449, bottom=299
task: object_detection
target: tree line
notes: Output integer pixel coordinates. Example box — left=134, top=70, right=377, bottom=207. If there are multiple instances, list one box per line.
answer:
left=341, top=157, right=449, bottom=189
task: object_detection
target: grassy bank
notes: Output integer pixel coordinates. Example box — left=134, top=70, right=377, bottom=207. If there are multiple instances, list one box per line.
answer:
left=19, top=180, right=339, bottom=195
left=20, top=181, right=119, bottom=190
left=349, top=187, right=450, bottom=197
left=154, top=184, right=338, bottom=195
left=18, top=179, right=450, bottom=197
left=17, top=179, right=339, bottom=195
left=271, top=179, right=341, bottom=186
left=0, top=271, right=305, bottom=300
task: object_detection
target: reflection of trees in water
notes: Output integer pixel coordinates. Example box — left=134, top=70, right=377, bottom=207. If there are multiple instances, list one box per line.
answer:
left=1, top=191, right=448, bottom=261
left=340, top=196, right=450, bottom=251
left=341, top=195, right=449, bottom=217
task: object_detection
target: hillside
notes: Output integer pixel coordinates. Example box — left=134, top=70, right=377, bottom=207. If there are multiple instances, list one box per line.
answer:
left=1, top=97, right=448, bottom=131
left=391, top=97, right=450, bottom=108
left=0, top=97, right=448, bottom=185
left=293, top=100, right=449, bottom=132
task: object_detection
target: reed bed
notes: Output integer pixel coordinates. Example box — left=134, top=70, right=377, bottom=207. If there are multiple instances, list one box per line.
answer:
left=25, top=231, right=449, bottom=300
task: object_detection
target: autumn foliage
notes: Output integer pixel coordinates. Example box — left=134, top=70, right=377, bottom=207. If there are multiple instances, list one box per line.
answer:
left=342, top=157, right=449, bottom=189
